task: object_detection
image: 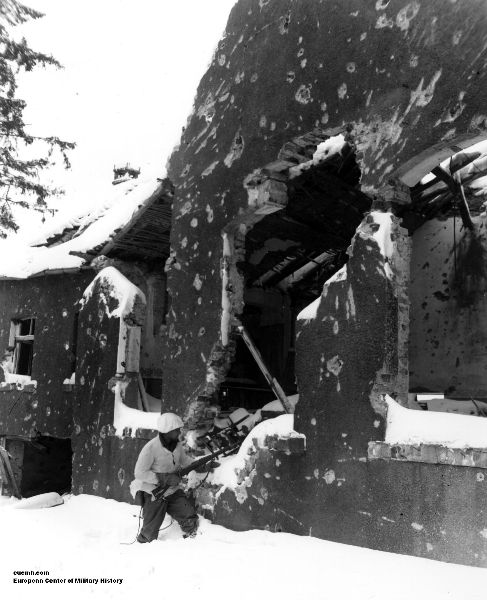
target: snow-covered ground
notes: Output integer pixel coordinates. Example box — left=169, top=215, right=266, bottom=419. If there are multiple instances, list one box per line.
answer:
left=0, top=494, right=485, bottom=600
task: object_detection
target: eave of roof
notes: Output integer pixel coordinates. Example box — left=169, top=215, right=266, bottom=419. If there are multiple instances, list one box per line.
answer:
left=0, top=176, right=173, bottom=280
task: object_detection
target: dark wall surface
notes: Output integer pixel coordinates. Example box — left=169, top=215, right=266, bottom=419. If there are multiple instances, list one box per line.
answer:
left=213, top=444, right=487, bottom=567
left=71, top=269, right=151, bottom=502
left=210, top=221, right=487, bottom=567
left=163, top=0, right=487, bottom=564
left=0, top=269, right=150, bottom=502
left=409, top=216, right=487, bottom=397
left=0, top=272, right=93, bottom=439
left=165, top=0, right=487, bottom=413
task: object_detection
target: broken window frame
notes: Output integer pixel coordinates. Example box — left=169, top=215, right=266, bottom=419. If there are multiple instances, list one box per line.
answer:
left=9, top=318, right=36, bottom=376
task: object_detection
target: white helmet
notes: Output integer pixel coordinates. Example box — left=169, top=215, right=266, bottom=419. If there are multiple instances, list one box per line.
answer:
left=157, top=412, right=184, bottom=434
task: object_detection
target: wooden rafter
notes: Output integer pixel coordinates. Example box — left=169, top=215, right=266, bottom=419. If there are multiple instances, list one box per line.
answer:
left=431, top=166, right=474, bottom=230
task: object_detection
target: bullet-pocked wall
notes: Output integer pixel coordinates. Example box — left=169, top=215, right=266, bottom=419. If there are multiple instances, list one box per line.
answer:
left=164, top=0, right=487, bottom=566
left=72, top=266, right=157, bottom=502
left=0, top=272, right=94, bottom=439
left=409, top=215, right=487, bottom=398
left=164, top=0, right=487, bottom=416
left=0, top=263, right=163, bottom=501
left=0, top=273, right=93, bottom=497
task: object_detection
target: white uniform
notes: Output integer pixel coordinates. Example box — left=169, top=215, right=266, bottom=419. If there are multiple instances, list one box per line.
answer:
left=131, top=437, right=193, bottom=499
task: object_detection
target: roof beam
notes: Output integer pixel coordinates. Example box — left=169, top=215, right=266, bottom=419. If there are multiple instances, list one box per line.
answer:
left=431, top=166, right=474, bottom=230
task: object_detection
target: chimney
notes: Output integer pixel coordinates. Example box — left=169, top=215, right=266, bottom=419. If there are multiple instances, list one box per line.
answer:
left=112, top=163, right=141, bottom=185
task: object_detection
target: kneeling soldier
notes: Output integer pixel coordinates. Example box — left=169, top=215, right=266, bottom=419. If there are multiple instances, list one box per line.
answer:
left=132, top=413, right=198, bottom=543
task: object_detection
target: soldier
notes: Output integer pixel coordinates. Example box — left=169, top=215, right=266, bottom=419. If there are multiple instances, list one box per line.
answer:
left=132, top=413, right=199, bottom=543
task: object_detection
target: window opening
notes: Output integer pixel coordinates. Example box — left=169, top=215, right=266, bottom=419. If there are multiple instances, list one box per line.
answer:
left=400, top=139, right=487, bottom=416
left=11, top=318, right=35, bottom=376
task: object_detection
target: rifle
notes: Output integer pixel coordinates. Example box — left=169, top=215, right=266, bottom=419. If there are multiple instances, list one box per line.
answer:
left=197, top=413, right=250, bottom=452
left=152, top=442, right=240, bottom=501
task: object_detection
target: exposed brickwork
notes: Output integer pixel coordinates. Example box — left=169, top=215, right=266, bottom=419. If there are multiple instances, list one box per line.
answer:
left=379, top=179, right=412, bottom=207
left=368, top=441, right=487, bottom=469
left=265, top=434, right=306, bottom=455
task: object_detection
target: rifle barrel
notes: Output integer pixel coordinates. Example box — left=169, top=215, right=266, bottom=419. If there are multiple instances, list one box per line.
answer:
left=152, top=442, right=240, bottom=501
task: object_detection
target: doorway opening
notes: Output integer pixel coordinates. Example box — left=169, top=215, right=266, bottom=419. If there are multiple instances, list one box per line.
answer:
left=2, top=435, right=73, bottom=498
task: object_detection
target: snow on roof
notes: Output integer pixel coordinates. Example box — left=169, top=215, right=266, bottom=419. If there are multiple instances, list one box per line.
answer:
left=0, top=176, right=166, bottom=280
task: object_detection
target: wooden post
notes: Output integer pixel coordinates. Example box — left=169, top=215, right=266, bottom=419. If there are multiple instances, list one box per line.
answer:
left=237, top=325, right=293, bottom=413
left=431, top=166, right=474, bottom=230
left=137, top=373, right=150, bottom=412
left=0, top=445, right=21, bottom=499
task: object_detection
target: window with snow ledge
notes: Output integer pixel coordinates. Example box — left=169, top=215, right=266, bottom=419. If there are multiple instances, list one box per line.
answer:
left=371, top=139, right=487, bottom=468
left=81, top=267, right=160, bottom=437
left=368, top=395, right=487, bottom=468
left=394, top=140, right=487, bottom=417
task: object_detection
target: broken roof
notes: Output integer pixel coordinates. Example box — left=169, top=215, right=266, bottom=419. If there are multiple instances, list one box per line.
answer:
left=239, top=130, right=371, bottom=306
left=0, top=176, right=173, bottom=280
left=402, top=140, right=487, bottom=231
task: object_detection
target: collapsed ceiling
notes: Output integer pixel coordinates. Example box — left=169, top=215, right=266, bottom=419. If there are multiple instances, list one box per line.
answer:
left=239, top=142, right=372, bottom=306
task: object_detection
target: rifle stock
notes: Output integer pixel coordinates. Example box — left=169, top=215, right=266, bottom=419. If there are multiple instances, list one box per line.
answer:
left=152, top=442, right=239, bottom=501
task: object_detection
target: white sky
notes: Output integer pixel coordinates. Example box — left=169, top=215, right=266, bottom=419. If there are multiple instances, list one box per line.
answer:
left=11, top=0, right=236, bottom=236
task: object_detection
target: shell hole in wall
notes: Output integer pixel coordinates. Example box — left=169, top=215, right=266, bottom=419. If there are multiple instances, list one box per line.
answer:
left=219, top=137, right=371, bottom=412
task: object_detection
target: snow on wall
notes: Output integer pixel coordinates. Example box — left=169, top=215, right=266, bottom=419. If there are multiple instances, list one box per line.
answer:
left=3, top=373, right=36, bottom=387
left=112, top=380, right=159, bottom=436
left=297, top=210, right=397, bottom=322
left=312, top=134, right=346, bottom=163
left=203, top=414, right=302, bottom=494
left=0, top=177, right=163, bottom=279
left=385, top=395, right=487, bottom=449
left=81, top=267, right=145, bottom=319
left=289, top=134, right=346, bottom=178
left=370, top=212, right=394, bottom=261
left=297, top=265, right=348, bottom=321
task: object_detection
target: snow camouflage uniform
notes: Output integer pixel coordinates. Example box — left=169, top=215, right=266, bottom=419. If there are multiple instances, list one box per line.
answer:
left=131, top=414, right=198, bottom=543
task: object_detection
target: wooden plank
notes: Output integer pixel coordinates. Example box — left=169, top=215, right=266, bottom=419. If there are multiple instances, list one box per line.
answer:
left=99, top=184, right=172, bottom=257
left=237, top=325, right=293, bottom=414
left=431, top=166, right=474, bottom=230
left=0, top=445, right=21, bottom=498
left=137, top=373, right=150, bottom=412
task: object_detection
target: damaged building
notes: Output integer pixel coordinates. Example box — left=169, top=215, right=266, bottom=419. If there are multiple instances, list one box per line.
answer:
left=2, top=0, right=487, bottom=568
left=160, top=0, right=487, bottom=568
left=0, top=175, right=173, bottom=498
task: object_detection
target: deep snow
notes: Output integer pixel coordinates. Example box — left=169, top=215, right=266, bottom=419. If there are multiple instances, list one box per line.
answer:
left=0, top=494, right=485, bottom=600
